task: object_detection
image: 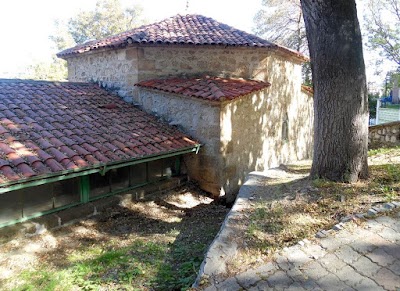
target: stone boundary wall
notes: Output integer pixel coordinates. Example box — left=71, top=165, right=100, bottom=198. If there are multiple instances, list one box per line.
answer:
left=369, top=121, right=400, bottom=148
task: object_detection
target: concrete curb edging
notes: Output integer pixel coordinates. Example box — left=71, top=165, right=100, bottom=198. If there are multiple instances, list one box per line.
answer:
left=314, top=201, right=400, bottom=239
left=193, top=172, right=264, bottom=287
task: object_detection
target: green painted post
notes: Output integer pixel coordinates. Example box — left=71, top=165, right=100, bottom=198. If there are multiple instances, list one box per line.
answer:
left=175, top=156, right=181, bottom=175
left=80, top=176, right=90, bottom=203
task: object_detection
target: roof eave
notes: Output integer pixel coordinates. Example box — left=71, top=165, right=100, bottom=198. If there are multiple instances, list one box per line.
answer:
left=0, top=144, right=200, bottom=194
left=58, top=42, right=308, bottom=63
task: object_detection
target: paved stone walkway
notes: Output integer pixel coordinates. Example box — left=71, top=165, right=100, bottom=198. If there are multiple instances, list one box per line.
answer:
left=204, top=213, right=400, bottom=291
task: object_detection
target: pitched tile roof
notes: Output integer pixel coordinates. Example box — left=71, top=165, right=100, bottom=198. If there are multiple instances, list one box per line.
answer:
left=301, top=85, right=314, bottom=96
left=0, top=79, right=198, bottom=186
left=136, top=76, right=270, bottom=102
left=57, top=14, right=305, bottom=61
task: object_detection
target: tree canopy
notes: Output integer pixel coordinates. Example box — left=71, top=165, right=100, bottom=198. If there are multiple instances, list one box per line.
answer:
left=364, top=0, right=400, bottom=67
left=21, top=57, right=68, bottom=81
left=51, top=0, right=147, bottom=51
left=253, top=0, right=307, bottom=53
left=253, top=0, right=311, bottom=85
left=25, top=0, right=146, bottom=80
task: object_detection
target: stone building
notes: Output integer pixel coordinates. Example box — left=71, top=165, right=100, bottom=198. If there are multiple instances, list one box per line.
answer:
left=58, top=14, right=314, bottom=200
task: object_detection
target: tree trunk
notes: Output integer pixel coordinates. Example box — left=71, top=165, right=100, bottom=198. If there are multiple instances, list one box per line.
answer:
left=300, top=0, right=369, bottom=182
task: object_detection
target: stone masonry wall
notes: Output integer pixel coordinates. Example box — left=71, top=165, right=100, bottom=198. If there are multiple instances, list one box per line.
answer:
left=136, top=89, right=222, bottom=195
left=369, top=121, right=400, bottom=148
left=220, top=57, right=313, bottom=197
left=66, top=48, right=139, bottom=99
left=65, top=45, right=303, bottom=99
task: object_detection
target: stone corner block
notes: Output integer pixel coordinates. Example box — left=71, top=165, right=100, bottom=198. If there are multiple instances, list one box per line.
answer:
left=384, top=203, right=396, bottom=210
left=391, top=201, right=400, bottom=208
left=316, top=230, right=329, bottom=238
left=367, top=208, right=378, bottom=216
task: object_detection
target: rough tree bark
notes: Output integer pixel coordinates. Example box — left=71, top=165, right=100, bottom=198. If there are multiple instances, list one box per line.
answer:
left=300, top=0, right=369, bottom=182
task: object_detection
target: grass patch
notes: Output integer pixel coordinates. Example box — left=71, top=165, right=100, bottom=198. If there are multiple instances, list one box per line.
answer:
left=368, top=146, right=400, bottom=157
left=15, top=240, right=169, bottom=290
left=382, top=104, right=400, bottom=109
left=17, top=269, right=72, bottom=291
left=72, top=240, right=166, bottom=289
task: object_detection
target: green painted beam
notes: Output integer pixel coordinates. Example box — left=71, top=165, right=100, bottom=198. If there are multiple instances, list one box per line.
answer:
left=0, top=202, right=81, bottom=229
left=88, top=181, right=149, bottom=202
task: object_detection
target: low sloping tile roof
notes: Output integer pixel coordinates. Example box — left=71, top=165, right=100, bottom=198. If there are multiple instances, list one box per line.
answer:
left=57, top=14, right=305, bottom=61
left=0, top=79, right=198, bottom=186
left=301, top=85, right=314, bottom=96
left=136, top=76, right=270, bottom=102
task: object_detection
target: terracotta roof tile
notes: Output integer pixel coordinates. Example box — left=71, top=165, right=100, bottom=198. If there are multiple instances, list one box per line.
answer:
left=136, top=76, right=270, bottom=102
left=80, top=155, right=98, bottom=165
left=93, top=151, right=111, bottom=163
left=31, top=160, right=50, bottom=175
left=301, top=85, right=314, bottom=95
left=0, top=79, right=198, bottom=186
left=57, top=14, right=306, bottom=61
left=45, top=158, right=65, bottom=172
left=7, top=152, right=26, bottom=167
left=0, top=159, right=10, bottom=168
left=1, top=165, right=20, bottom=181
left=25, top=154, right=42, bottom=165
left=17, top=163, right=36, bottom=177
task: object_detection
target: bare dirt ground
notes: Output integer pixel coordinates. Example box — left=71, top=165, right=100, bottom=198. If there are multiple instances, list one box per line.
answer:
left=0, top=183, right=229, bottom=290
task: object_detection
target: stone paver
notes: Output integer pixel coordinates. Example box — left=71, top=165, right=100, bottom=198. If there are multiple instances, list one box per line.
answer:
left=350, top=256, right=380, bottom=277
left=349, top=239, right=377, bottom=254
left=212, top=277, right=241, bottom=291
left=253, top=262, right=278, bottom=279
left=202, top=213, right=400, bottom=291
left=366, top=248, right=396, bottom=267
left=380, top=227, right=400, bottom=244
left=235, top=268, right=262, bottom=288
left=387, top=260, right=400, bottom=276
left=334, top=245, right=362, bottom=265
left=266, top=270, right=293, bottom=290
left=334, top=265, right=367, bottom=289
left=316, top=273, right=353, bottom=291
left=303, top=261, right=330, bottom=280
left=319, top=253, right=347, bottom=271
left=300, top=243, right=327, bottom=259
left=372, top=268, right=400, bottom=290
left=357, top=277, right=385, bottom=291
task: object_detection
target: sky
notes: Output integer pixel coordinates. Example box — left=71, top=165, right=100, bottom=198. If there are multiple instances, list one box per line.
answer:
left=0, top=0, right=395, bottom=90
left=0, top=0, right=261, bottom=78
